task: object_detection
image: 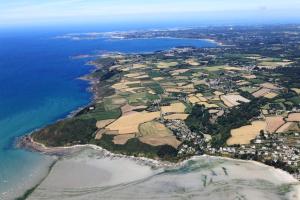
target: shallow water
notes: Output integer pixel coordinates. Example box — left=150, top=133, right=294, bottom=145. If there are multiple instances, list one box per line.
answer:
left=28, top=149, right=300, bottom=200
left=0, top=30, right=216, bottom=199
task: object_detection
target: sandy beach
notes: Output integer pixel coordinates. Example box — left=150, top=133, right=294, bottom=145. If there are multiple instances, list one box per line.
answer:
left=24, top=147, right=300, bottom=200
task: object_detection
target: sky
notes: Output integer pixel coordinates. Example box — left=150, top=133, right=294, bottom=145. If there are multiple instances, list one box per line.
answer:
left=1, top=0, right=300, bottom=28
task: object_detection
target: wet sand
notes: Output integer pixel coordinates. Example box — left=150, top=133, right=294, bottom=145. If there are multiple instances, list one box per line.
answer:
left=27, top=149, right=300, bottom=200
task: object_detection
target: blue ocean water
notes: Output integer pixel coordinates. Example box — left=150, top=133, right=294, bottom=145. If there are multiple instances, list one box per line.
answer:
left=0, top=29, right=216, bottom=198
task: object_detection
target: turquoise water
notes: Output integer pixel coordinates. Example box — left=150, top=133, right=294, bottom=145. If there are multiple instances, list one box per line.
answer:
left=0, top=29, right=216, bottom=198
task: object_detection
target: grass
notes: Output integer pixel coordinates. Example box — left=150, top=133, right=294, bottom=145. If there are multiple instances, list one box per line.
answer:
left=127, top=83, right=142, bottom=88
left=290, top=96, right=300, bottom=105
left=77, top=103, right=121, bottom=121
left=144, top=82, right=164, bottom=94
left=240, top=87, right=259, bottom=93
left=249, top=79, right=265, bottom=84
left=148, top=70, right=164, bottom=78
left=121, top=92, right=159, bottom=106
left=204, top=66, right=228, bottom=72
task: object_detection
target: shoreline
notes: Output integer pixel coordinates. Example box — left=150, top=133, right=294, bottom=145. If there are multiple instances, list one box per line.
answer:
left=15, top=33, right=300, bottom=198
left=17, top=135, right=178, bottom=168
left=17, top=134, right=300, bottom=184
left=18, top=41, right=300, bottom=182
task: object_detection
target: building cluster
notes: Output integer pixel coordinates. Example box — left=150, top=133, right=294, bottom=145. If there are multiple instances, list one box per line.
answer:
left=205, top=132, right=300, bottom=179
left=164, top=119, right=205, bottom=155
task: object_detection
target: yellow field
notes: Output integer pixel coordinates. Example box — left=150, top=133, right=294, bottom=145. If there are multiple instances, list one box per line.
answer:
left=188, top=96, right=201, bottom=104
left=96, top=119, right=115, bottom=129
left=165, top=88, right=182, bottom=93
left=95, top=129, right=106, bottom=140
left=112, top=80, right=146, bottom=93
left=153, top=77, right=164, bottom=81
left=260, top=83, right=280, bottom=90
left=170, top=69, right=190, bottom=75
left=263, top=92, right=278, bottom=99
left=106, top=111, right=160, bottom=134
left=266, top=116, right=285, bottom=133
left=220, top=94, right=250, bottom=107
left=242, top=74, right=256, bottom=79
left=276, top=122, right=296, bottom=133
left=185, top=59, right=200, bottom=66
left=157, top=61, right=178, bottom=69
left=204, top=65, right=242, bottom=72
left=124, top=73, right=143, bottom=78
left=286, top=113, right=300, bottom=122
left=223, top=66, right=243, bottom=71
left=258, top=61, right=293, bottom=69
left=121, top=104, right=147, bottom=115
left=113, top=134, right=135, bottom=145
left=136, top=75, right=149, bottom=79
left=132, top=63, right=148, bottom=69
left=252, top=88, right=271, bottom=98
left=213, top=91, right=224, bottom=96
left=195, top=93, right=204, bottom=97
left=164, top=113, right=189, bottom=120
left=292, top=88, right=300, bottom=94
left=161, top=102, right=186, bottom=114
left=236, top=80, right=250, bottom=86
left=227, top=121, right=266, bottom=145
left=138, top=121, right=181, bottom=148
left=197, top=96, right=208, bottom=102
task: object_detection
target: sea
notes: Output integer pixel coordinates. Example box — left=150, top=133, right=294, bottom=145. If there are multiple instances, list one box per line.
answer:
left=0, top=26, right=217, bottom=199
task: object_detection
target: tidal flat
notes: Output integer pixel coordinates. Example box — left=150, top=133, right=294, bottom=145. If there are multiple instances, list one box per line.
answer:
left=27, top=148, right=300, bottom=200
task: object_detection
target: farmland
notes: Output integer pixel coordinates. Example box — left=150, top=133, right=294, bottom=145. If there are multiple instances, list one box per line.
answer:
left=30, top=25, right=300, bottom=173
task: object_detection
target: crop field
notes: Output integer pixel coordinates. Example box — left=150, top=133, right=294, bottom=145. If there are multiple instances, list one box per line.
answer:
left=227, top=121, right=266, bottom=145
left=170, top=69, right=190, bottom=75
left=286, top=113, right=300, bottom=122
left=106, top=111, right=160, bottom=134
left=96, top=119, right=115, bottom=129
left=185, top=59, right=200, bottom=66
left=258, top=61, right=293, bottom=69
left=220, top=94, right=250, bottom=107
left=263, top=92, right=278, bottom=99
left=156, top=61, right=178, bottom=69
left=276, top=122, right=296, bottom=133
left=188, top=95, right=201, bottom=104
left=113, top=134, right=135, bottom=145
left=161, top=102, right=186, bottom=114
left=121, top=92, right=159, bottom=106
left=292, top=88, right=300, bottom=94
left=252, top=88, right=271, bottom=98
left=103, top=96, right=126, bottom=110
left=266, top=116, right=285, bottom=133
left=121, top=104, right=147, bottom=115
left=164, top=114, right=189, bottom=120
left=77, top=103, right=121, bottom=121
left=138, top=121, right=181, bottom=148
left=240, top=86, right=259, bottom=93
left=204, top=65, right=242, bottom=72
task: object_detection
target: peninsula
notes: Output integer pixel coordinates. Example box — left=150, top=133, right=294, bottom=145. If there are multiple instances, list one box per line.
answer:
left=20, top=25, right=300, bottom=179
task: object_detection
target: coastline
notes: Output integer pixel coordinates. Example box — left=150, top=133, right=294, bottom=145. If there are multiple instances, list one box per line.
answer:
left=18, top=134, right=300, bottom=184
left=17, top=135, right=178, bottom=168
left=18, top=42, right=300, bottom=181
left=18, top=136, right=300, bottom=200
left=14, top=32, right=300, bottom=199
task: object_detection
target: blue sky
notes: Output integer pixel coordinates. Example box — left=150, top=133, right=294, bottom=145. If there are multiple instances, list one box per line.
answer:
left=1, top=0, right=300, bottom=27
